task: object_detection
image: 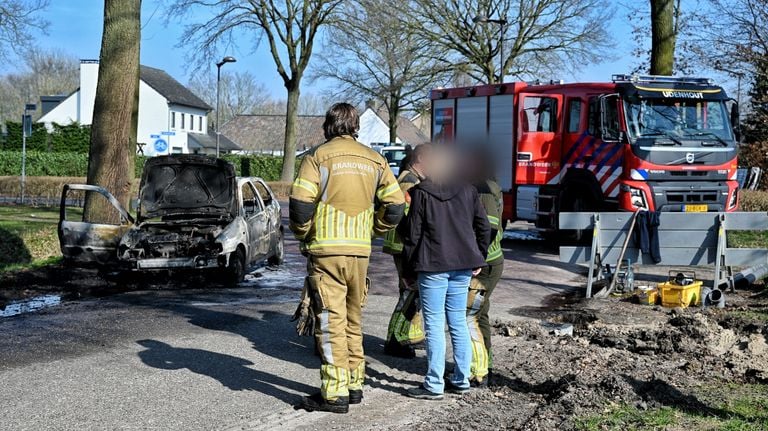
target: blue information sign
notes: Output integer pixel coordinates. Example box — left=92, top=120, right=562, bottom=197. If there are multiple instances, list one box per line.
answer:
left=150, top=134, right=160, bottom=139
left=161, top=131, right=176, bottom=136
left=154, top=139, right=168, bottom=153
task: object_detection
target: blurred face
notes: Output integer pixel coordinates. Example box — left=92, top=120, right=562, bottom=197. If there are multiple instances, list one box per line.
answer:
left=424, top=147, right=456, bottom=183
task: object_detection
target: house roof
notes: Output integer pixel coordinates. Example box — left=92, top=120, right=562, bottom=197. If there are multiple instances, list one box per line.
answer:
left=140, top=65, right=212, bottom=111
left=373, top=108, right=429, bottom=146
left=188, top=131, right=241, bottom=151
left=221, top=114, right=326, bottom=153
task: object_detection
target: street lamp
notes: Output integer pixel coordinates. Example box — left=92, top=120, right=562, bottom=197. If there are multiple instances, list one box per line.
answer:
left=473, top=15, right=508, bottom=84
left=20, top=103, right=36, bottom=205
left=216, top=55, right=237, bottom=157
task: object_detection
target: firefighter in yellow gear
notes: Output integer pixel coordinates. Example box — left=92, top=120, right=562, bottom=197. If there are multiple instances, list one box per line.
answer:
left=291, top=103, right=405, bottom=414
left=383, top=145, right=430, bottom=358
left=467, top=178, right=505, bottom=386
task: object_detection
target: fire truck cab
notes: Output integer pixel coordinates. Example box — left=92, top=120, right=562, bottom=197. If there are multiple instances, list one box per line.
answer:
left=430, top=75, right=740, bottom=233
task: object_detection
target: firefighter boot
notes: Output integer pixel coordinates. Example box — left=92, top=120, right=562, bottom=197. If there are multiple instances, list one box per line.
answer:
left=348, top=361, right=365, bottom=405
left=384, top=336, right=416, bottom=358
left=299, top=393, right=349, bottom=414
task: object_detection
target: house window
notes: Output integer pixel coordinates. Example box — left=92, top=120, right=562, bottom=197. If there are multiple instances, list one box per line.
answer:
left=171, top=112, right=176, bottom=128
left=199, top=116, right=202, bottom=131
left=172, top=146, right=183, bottom=154
left=181, top=113, right=186, bottom=129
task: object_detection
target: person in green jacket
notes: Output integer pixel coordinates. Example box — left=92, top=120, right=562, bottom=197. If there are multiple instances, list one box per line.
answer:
left=466, top=157, right=505, bottom=387
left=382, top=144, right=431, bottom=358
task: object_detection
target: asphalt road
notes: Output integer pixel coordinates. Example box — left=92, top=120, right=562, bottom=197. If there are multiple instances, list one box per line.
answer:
left=0, top=224, right=581, bottom=430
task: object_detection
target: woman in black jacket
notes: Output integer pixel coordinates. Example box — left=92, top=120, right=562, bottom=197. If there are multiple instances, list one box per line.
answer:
left=399, top=147, right=491, bottom=399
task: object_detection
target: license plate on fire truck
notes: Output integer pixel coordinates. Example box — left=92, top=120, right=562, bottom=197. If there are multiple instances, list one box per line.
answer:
left=684, top=204, right=708, bottom=212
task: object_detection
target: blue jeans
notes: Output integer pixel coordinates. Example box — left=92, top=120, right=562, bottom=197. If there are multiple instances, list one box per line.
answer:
left=418, top=270, right=473, bottom=393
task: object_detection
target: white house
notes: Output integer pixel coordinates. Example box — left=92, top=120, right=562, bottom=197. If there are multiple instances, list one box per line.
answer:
left=38, top=60, right=239, bottom=156
left=357, top=107, right=428, bottom=147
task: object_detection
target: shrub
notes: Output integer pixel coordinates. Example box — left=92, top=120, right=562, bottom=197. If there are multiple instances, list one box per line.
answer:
left=739, top=190, right=768, bottom=212
left=0, top=151, right=290, bottom=180
left=0, top=151, right=89, bottom=176
left=738, top=142, right=768, bottom=190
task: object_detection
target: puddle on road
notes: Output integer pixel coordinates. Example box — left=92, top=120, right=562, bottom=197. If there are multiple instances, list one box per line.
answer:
left=1, top=295, right=62, bottom=318
left=503, top=229, right=543, bottom=241
left=189, top=260, right=306, bottom=307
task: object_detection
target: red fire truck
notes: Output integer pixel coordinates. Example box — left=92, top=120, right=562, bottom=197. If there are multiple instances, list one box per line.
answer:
left=430, top=75, right=740, bottom=233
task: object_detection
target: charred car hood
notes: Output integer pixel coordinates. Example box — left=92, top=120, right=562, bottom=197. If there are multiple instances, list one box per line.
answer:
left=138, top=155, right=236, bottom=221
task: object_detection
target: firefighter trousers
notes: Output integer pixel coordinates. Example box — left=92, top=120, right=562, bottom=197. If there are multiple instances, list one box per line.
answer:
left=386, top=255, right=425, bottom=346
left=306, top=255, right=370, bottom=401
left=467, top=260, right=504, bottom=380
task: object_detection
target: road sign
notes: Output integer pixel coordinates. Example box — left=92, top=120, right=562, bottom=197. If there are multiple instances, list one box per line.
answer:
left=25, top=104, right=37, bottom=111
left=154, top=139, right=168, bottom=153
left=22, top=115, right=32, bottom=138
left=161, top=131, right=176, bottom=136
left=150, top=134, right=160, bottom=139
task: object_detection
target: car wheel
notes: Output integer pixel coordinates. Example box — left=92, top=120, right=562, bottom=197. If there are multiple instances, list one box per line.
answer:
left=268, top=229, right=284, bottom=266
left=224, top=248, right=246, bottom=286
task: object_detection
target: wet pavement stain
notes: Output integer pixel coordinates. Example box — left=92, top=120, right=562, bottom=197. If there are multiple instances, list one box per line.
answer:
left=1, top=294, right=61, bottom=318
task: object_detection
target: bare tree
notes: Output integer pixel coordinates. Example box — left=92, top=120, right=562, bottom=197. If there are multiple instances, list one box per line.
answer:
left=297, top=92, right=332, bottom=115
left=188, top=70, right=275, bottom=127
left=693, top=0, right=768, bottom=73
left=316, top=0, right=447, bottom=142
left=84, top=0, right=141, bottom=223
left=0, top=48, right=78, bottom=126
left=0, top=0, right=49, bottom=62
left=166, top=0, right=341, bottom=181
left=411, top=0, right=614, bottom=84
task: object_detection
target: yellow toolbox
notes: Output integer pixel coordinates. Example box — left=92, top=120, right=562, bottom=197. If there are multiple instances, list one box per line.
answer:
left=658, top=271, right=702, bottom=308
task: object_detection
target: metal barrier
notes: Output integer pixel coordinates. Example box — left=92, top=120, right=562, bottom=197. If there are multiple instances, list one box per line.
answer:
left=559, top=212, right=768, bottom=297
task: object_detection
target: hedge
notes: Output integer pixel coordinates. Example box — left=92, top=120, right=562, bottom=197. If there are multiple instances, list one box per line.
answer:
left=0, top=151, right=291, bottom=181
left=2, top=121, right=91, bottom=153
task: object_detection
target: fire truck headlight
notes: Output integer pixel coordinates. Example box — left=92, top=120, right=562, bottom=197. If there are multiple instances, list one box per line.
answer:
left=621, top=184, right=648, bottom=209
left=728, top=189, right=738, bottom=209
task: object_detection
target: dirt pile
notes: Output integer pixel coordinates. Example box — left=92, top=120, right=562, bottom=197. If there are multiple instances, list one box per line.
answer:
left=410, top=297, right=768, bottom=430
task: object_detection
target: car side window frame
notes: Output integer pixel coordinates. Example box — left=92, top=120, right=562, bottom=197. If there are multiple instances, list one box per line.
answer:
left=253, top=179, right=274, bottom=208
left=241, top=182, right=263, bottom=218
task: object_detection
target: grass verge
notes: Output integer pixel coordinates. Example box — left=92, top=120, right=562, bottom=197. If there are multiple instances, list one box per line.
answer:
left=576, top=384, right=768, bottom=431
left=0, top=205, right=73, bottom=272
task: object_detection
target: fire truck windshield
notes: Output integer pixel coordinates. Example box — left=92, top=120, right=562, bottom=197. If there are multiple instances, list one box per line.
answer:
left=624, top=98, right=734, bottom=145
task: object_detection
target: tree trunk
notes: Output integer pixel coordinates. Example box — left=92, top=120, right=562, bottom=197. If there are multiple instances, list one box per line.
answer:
left=280, top=83, right=300, bottom=182
left=650, top=0, right=676, bottom=75
left=388, top=95, right=399, bottom=144
left=84, top=0, right=140, bottom=224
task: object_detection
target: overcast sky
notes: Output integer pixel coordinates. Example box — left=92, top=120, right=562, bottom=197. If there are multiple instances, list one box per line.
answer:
left=7, top=0, right=636, bottom=99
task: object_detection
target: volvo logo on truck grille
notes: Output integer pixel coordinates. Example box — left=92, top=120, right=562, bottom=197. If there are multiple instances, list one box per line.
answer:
left=686, top=152, right=696, bottom=164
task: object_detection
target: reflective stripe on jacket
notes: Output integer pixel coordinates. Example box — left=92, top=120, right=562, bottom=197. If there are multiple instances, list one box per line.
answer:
left=289, top=135, right=406, bottom=257
left=477, top=180, right=504, bottom=264
left=382, top=169, right=420, bottom=255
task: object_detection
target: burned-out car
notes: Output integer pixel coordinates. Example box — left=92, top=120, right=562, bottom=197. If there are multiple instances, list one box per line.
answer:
left=59, top=155, right=284, bottom=284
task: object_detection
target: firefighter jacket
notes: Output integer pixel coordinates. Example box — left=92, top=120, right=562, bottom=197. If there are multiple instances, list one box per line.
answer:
left=382, top=169, right=421, bottom=255
left=289, top=135, right=406, bottom=257
left=476, top=180, right=504, bottom=264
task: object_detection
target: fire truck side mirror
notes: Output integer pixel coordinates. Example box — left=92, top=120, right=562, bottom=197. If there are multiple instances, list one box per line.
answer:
left=730, top=102, right=741, bottom=143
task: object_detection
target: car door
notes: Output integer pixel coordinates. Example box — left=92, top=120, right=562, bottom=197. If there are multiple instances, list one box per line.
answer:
left=252, top=179, right=280, bottom=250
left=58, top=184, right=135, bottom=264
left=240, top=180, right=268, bottom=263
